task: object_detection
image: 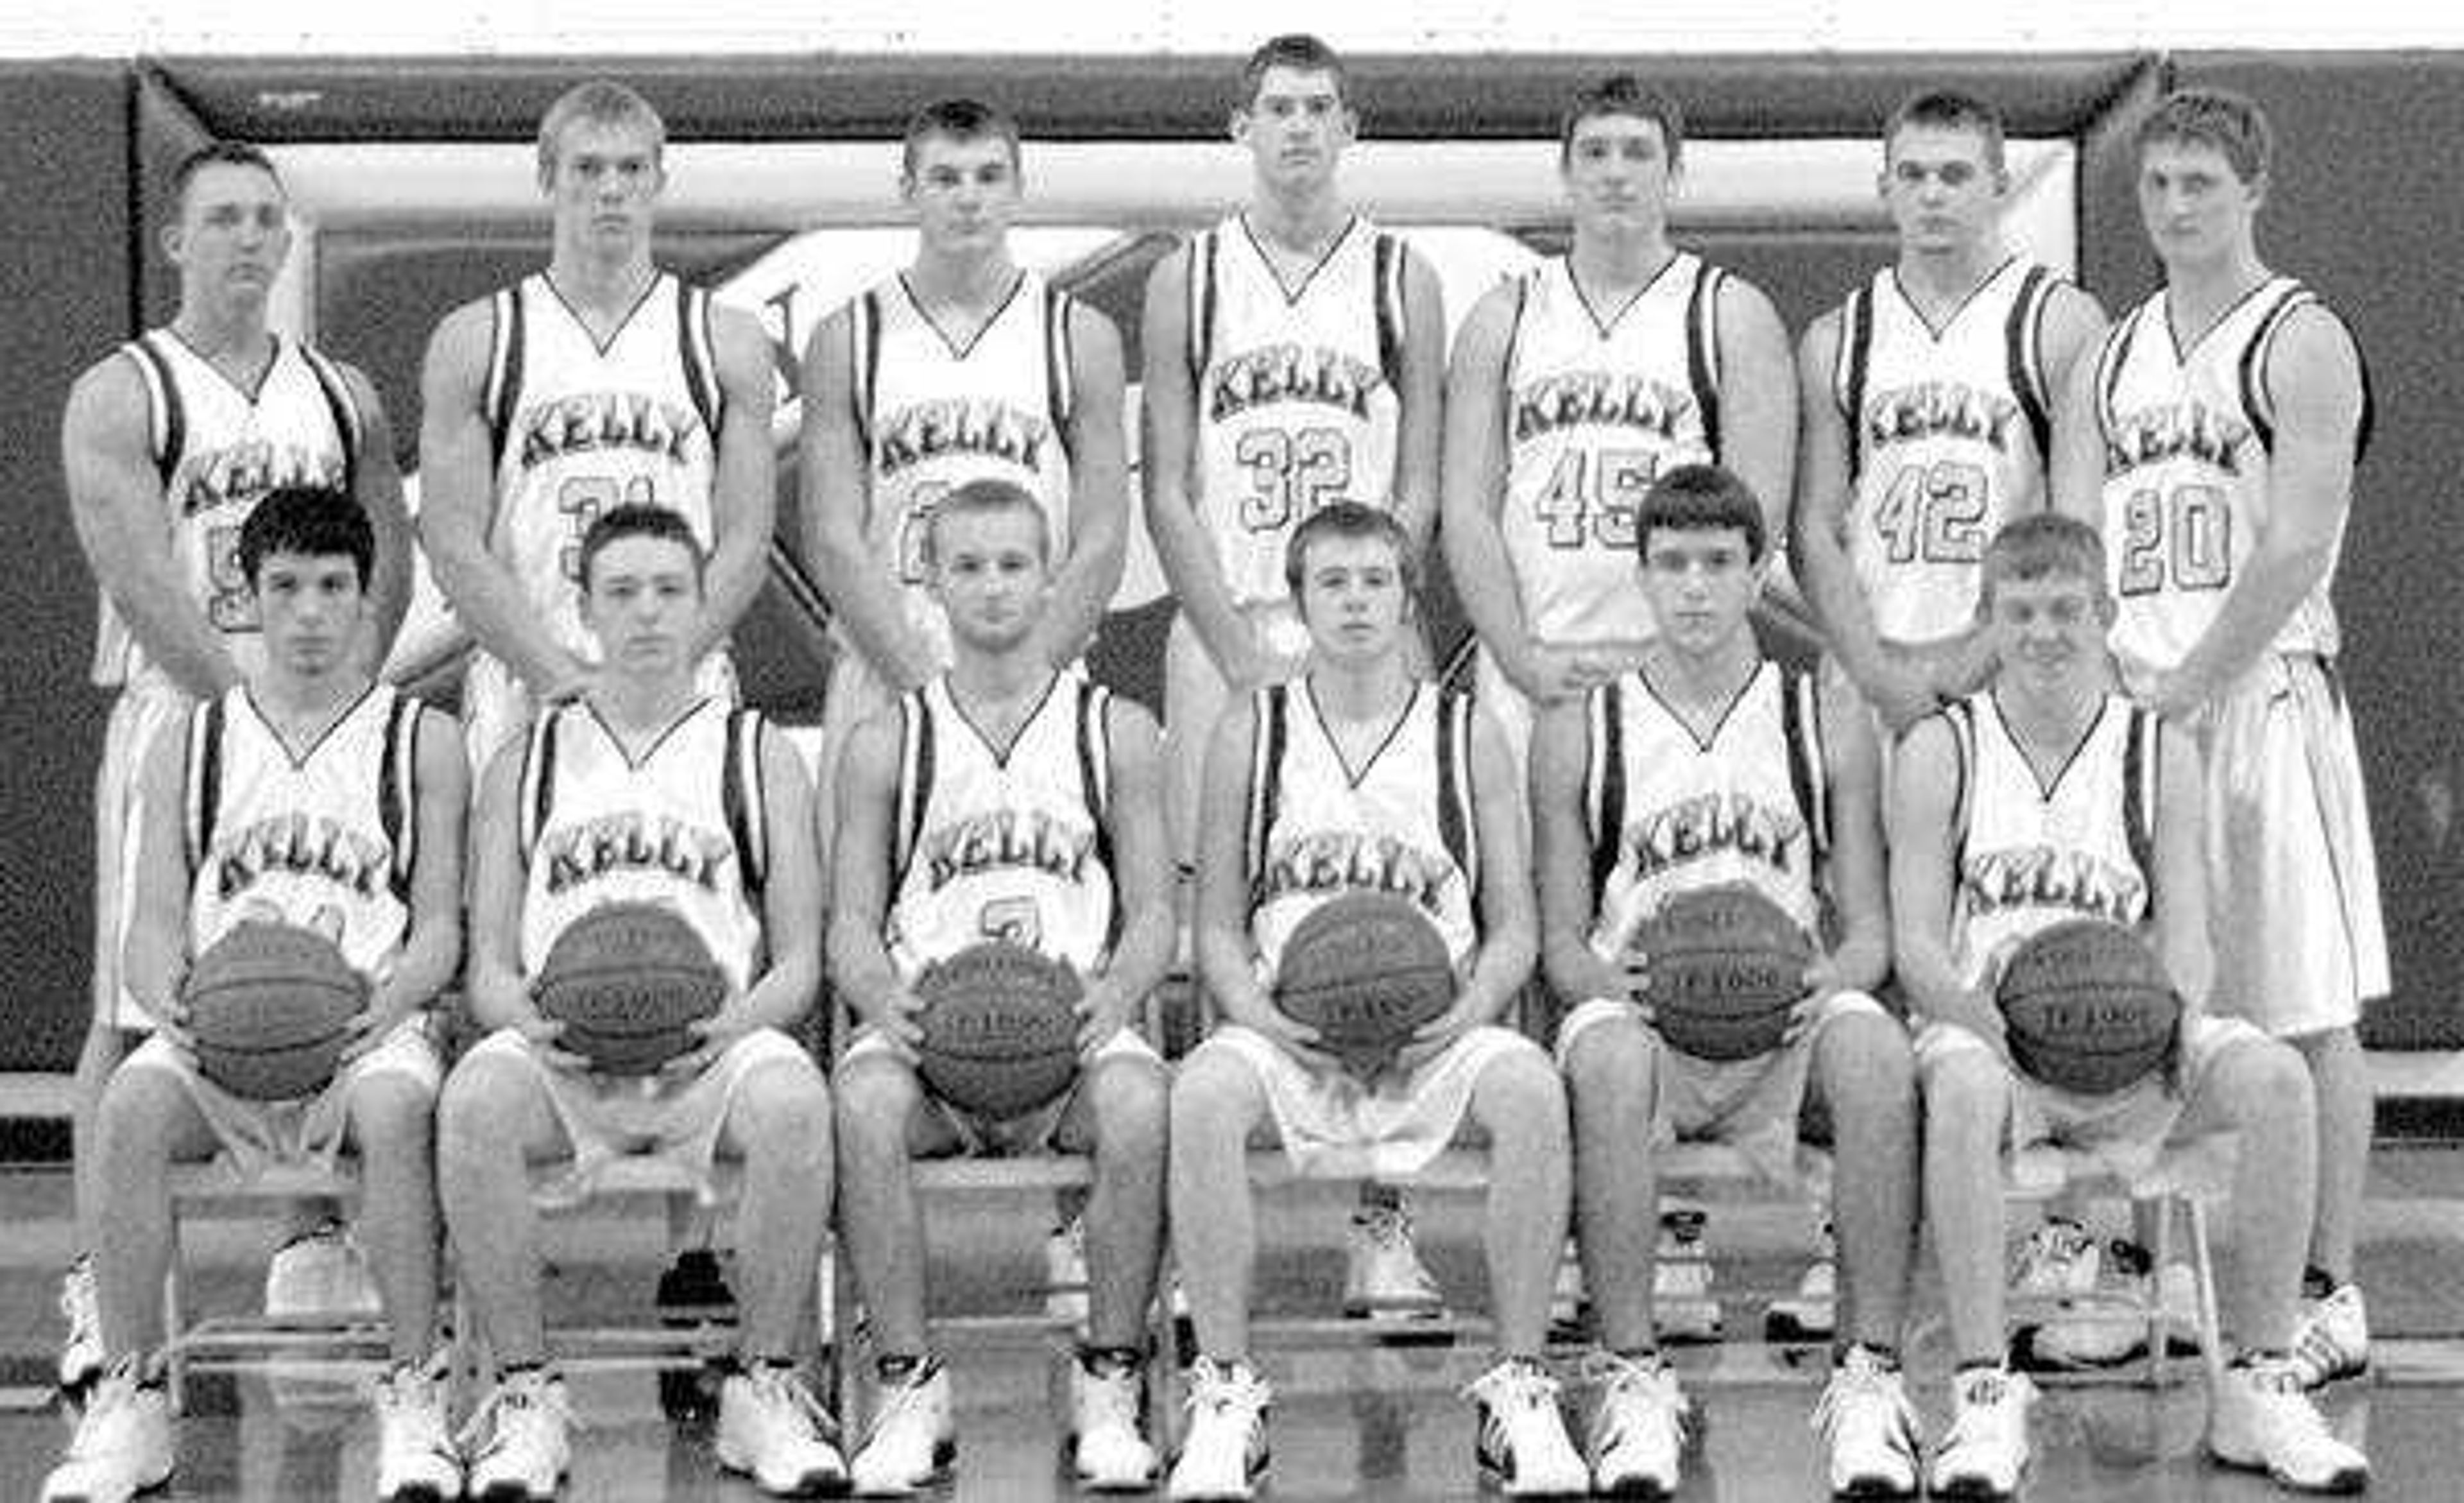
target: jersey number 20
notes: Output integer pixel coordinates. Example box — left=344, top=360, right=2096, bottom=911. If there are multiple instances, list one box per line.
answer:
left=2118, top=484, right=2231, bottom=596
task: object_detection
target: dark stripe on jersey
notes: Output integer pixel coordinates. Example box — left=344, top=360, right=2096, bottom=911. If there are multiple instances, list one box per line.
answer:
left=190, top=696, right=227, bottom=873
left=1942, top=700, right=1976, bottom=877
left=525, top=710, right=560, bottom=859
left=1840, top=285, right=1874, bottom=478
left=1190, top=230, right=1219, bottom=387
left=2237, top=284, right=2309, bottom=457
left=127, top=337, right=185, bottom=488
left=1589, top=680, right=1626, bottom=904
left=2121, top=706, right=2156, bottom=912
left=298, top=346, right=363, bottom=497
left=1687, top=266, right=1724, bottom=457
left=2096, top=311, right=2141, bottom=445
left=854, top=289, right=884, bottom=452
left=485, top=287, right=526, bottom=469
left=1434, top=687, right=1467, bottom=885
left=1498, top=275, right=1534, bottom=445
left=723, top=708, right=764, bottom=898
left=679, top=283, right=724, bottom=440
left=1247, top=684, right=1288, bottom=900
left=1780, top=670, right=1829, bottom=857
left=897, top=692, right=936, bottom=890
left=2007, top=266, right=2054, bottom=463
left=1044, top=284, right=1075, bottom=443
left=1078, top=683, right=1122, bottom=951
left=379, top=696, right=418, bottom=900
left=1373, top=233, right=1404, bottom=391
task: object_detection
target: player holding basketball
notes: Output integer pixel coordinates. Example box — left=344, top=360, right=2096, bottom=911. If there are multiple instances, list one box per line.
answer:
left=420, top=78, right=776, bottom=782
left=828, top=479, right=1174, bottom=1494
left=1894, top=512, right=2367, bottom=1495
left=1167, top=502, right=1586, bottom=1500
left=1142, top=29, right=1453, bottom=1330
left=438, top=505, right=841, bottom=1499
left=42, top=486, right=458, bottom=1503
left=2053, top=87, right=2388, bottom=1393
left=58, top=139, right=412, bottom=1396
left=1530, top=463, right=1919, bottom=1496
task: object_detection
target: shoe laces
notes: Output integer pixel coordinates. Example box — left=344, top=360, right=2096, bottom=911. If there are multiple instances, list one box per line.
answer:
left=458, top=1371, right=575, bottom=1457
left=748, top=1364, right=841, bottom=1443
left=1184, top=1358, right=1270, bottom=1428
left=1582, top=1351, right=1690, bottom=1447
left=1811, top=1351, right=1916, bottom=1450
left=1945, top=1368, right=2031, bottom=1445
left=1463, top=1355, right=1561, bottom=1414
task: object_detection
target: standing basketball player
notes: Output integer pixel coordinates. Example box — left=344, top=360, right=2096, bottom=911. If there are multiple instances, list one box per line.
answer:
left=1166, top=503, right=1586, bottom=1500
left=2053, top=88, right=2387, bottom=1390
left=420, top=78, right=776, bottom=782
left=1894, top=513, right=2367, bottom=1495
left=1142, top=30, right=1452, bottom=1326
left=58, top=139, right=411, bottom=1394
left=42, top=488, right=459, bottom=1503
left=1531, top=463, right=1921, bottom=1496
left=438, top=506, right=841, bottom=1499
left=828, top=480, right=1174, bottom=1494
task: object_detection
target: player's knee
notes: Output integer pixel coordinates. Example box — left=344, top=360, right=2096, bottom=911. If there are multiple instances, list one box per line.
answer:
left=1562, top=1015, right=1657, bottom=1108
left=2212, top=1036, right=2314, bottom=1124
left=1086, top=1057, right=1169, bottom=1153
left=1168, top=1049, right=1260, bottom=1142
left=832, top=1054, right=920, bottom=1144
left=1815, top=1010, right=1915, bottom=1105
left=737, top=1058, right=832, bottom=1144
left=1475, top=1045, right=1569, bottom=1136
left=95, top=1066, right=187, bottom=1165
left=436, top=1052, right=534, bottom=1158
left=345, top=1075, right=436, bottom=1157
left=1921, top=1048, right=2005, bottom=1128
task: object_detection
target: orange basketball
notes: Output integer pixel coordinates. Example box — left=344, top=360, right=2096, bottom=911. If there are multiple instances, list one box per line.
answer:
left=1272, top=891, right=1455, bottom=1076
left=914, top=942, right=1084, bottom=1119
left=1996, top=920, right=2180, bottom=1096
left=535, top=902, right=728, bottom=1075
left=1633, top=886, right=1814, bottom=1063
left=184, top=922, right=366, bottom=1101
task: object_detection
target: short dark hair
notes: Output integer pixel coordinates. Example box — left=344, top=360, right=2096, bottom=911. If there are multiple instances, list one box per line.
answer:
left=171, top=141, right=282, bottom=219
left=1882, top=88, right=2007, bottom=173
left=578, top=502, right=703, bottom=590
left=901, top=96, right=1023, bottom=182
left=923, top=477, right=1050, bottom=567
left=1240, top=34, right=1350, bottom=110
left=1977, top=512, right=2108, bottom=610
left=2133, top=87, right=2273, bottom=185
left=1559, top=74, right=1686, bottom=171
left=238, top=485, right=373, bottom=590
left=1635, top=463, right=1767, bottom=562
left=1284, top=501, right=1417, bottom=600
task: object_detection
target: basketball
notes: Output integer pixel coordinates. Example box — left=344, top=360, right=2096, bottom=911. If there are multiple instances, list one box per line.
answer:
left=913, top=941, right=1084, bottom=1119
left=184, top=922, right=367, bottom=1101
left=1632, top=886, right=1814, bottom=1063
left=535, top=902, right=729, bottom=1075
left=1272, top=891, right=1456, bottom=1076
left=1996, top=919, right=2180, bottom=1096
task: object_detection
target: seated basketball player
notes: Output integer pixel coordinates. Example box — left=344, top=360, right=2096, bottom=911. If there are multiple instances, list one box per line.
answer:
left=436, top=504, right=842, bottom=1500
left=1893, top=513, right=2367, bottom=1497
left=42, top=487, right=462, bottom=1503
left=827, top=479, right=1174, bottom=1494
left=1164, top=501, right=1584, bottom=1500
left=1527, top=463, right=1918, bottom=1496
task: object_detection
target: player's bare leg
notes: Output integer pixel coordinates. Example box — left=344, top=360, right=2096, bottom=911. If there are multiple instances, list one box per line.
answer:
left=1921, top=1045, right=2013, bottom=1361
left=90, top=1065, right=223, bottom=1361
left=1815, top=1011, right=1917, bottom=1346
left=344, top=1074, right=442, bottom=1366
left=434, top=1049, right=572, bottom=1368
left=1059, top=1054, right=1170, bottom=1351
left=717, top=1056, right=834, bottom=1361
left=2289, top=1025, right=2368, bottom=1294
left=832, top=1052, right=946, bottom=1361
left=1464, top=1047, right=1571, bottom=1355
left=1563, top=1013, right=1663, bottom=1352
left=2189, top=1038, right=2317, bottom=1352
left=1167, top=1046, right=1272, bottom=1362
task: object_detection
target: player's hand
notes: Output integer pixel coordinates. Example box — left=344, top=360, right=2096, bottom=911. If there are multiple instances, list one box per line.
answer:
left=536, top=653, right=599, bottom=706
left=149, top=992, right=198, bottom=1063
left=1252, top=1006, right=1342, bottom=1076
left=511, top=1002, right=592, bottom=1074
left=1784, top=955, right=1852, bottom=1045
left=1388, top=1003, right=1473, bottom=1079
left=662, top=996, right=756, bottom=1081
left=1934, top=986, right=2010, bottom=1063
left=1862, top=654, right=1941, bottom=737
left=1914, top=631, right=1996, bottom=701
left=870, top=984, right=928, bottom=1058
left=336, top=981, right=407, bottom=1063
left=2143, top=668, right=2207, bottom=723
left=1072, top=976, right=1138, bottom=1058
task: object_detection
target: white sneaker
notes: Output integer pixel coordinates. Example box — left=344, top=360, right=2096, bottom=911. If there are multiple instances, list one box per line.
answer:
left=264, top=1216, right=383, bottom=1319
left=1466, top=1357, right=1587, bottom=1497
left=372, top=1355, right=463, bottom=1503
left=1810, top=1347, right=1920, bottom=1498
left=717, top=1362, right=850, bottom=1497
left=1047, top=1219, right=1091, bottom=1332
left=1584, top=1350, right=1690, bottom=1497
left=850, top=1357, right=954, bottom=1496
left=1655, top=1209, right=1722, bottom=1343
left=460, top=1367, right=574, bottom=1502
left=2209, top=1354, right=2370, bottom=1493
left=1929, top=1366, right=2033, bottom=1499
left=1767, top=1223, right=1838, bottom=1344
left=1070, top=1350, right=1159, bottom=1492
left=40, top=1362, right=174, bottom=1503
left=1342, top=1197, right=1446, bottom=1319
left=57, top=1255, right=103, bottom=1393
left=2288, top=1284, right=2370, bottom=1389
left=1165, top=1356, right=1271, bottom=1501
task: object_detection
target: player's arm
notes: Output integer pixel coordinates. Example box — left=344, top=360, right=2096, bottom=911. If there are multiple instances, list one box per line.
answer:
left=2152, top=306, right=2365, bottom=716
left=334, top=363, right=415, bottom=664
left=1140, top=245, right=1268, bottom=687
left=348, top=705, right=467, bottom=1058
left=1808, top=666, right=1892, bottom=1001
left=61, top=357, right=242, bottom=698
left=1887, top=713, right=2003, bottom=1052
left=1082, top=699, right=1174, bottom=1052
left=2148, top=719, right=2214, bottom=1020
left=1716, top=273, right=1807, bottom=621
left=2048, top=339, right=2107, bottom=531
left=123, top=706, right=200, bottom=1038
left=683, top=304, right=782, bottom=666
left=1530, top=694, right=1638, bottom=1008
left=1440, top=282, right=1550, bottom=699
left=1040, top=301, right=1131, bottom=668
left=674, top=726, right=819, bottom=1076
left=823, top=712, right=925, bottom=1047
left=417, top=300, right=588, bottom=700
left=1192, top=694, right=1331, bottom=1067
left=463, top=737, right=575, bottom=1066
left=1385, top=246, right=1448, bottom=556
left=796, top=304, right=936, bottom=691
left=1451, top=707, right=1536, bottom=1024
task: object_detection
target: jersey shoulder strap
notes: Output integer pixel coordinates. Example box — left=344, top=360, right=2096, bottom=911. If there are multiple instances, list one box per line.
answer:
left=723, top=706, right=769, bottom=897
left=121, top=334, right=185, bottom=488
left=1779, top=666, right=1831, bottom=857
left=483, top=283, right=527, bottom=469
left=1243, top=682, right=1290, bottom=896
left=183, top=693, right=229, bottom=875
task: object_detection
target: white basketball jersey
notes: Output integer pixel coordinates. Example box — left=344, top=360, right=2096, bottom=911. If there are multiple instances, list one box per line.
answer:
left=1190, top=215, right=1406, bottom=606
left=1943, top=692, right=2160, bottom=989
left=101, top=331, right=363, bottom=689
left=517, top=698, right=769, bottom=992
left=1501, top=253, right=1725, bottom=646
left=483, top=271, right=724, bottom=660
left=1582, top=660, right=1829, bottom=957
left=2092, top=279, right=2366, bottom=678
left=886, top=673, right=1117, bottom=974
left=182, top=684, right=422, bottom=979
left=1244, top=681, right=1479, bottom=974
left=849, top=270, right=1077, bottom=664
left=1834, top=257, right=2060, bottom=646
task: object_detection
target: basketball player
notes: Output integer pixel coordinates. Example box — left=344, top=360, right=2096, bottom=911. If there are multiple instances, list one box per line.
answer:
left=1141, top=30, right=1452, bottom=1328
left=1528, top=463, right=1919, bottom=1495
left=1165, top=502, right=1586, bottom=1500
left=58, top=139, right=412, bottom=1393
left=1894, top=513, right=2368, bottom=1495
left=42, top=488, right=458, bottom=1503
left=828, top=479, right=1173, bottom=1494
left=2053, top=87, right=2386, bottom=1391
left=437, top=506, right=841, bottom=1499
left=419, top=78, right=776, bottom=782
